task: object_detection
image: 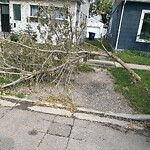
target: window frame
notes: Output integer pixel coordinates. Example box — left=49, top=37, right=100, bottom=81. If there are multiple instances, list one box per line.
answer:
left=30, top=5, right=51, bottom=23
left=136, top=9, right=150, bottom=43
left=29, top=5, right=68, bottom=23
left=13, top=4, right=21, bottom=21
left=53, top=7, right=68, bottom=20
left=30, top=5, right=39, bottom=17
left=0, top=0, right=9, bottom=3
left=29, top=5, right=39, bottom=22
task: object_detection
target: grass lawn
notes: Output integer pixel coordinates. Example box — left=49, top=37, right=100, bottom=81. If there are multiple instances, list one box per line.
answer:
left=85, top=38, right=101, bottom=48
left=114, top=50, right=150, bottom=65
left=85, top=39, right=150, bottom=65
left=110, top=68, right=150, bottom=114
left=0, top=75, right=19, bottom=84
left=85, top=38, right=113, bottom=52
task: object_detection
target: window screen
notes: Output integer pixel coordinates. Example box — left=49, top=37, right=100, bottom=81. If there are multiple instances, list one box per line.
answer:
left=13, top=4, right=21, bottom=21
left=30, top=5, right=39, bottom=16
left=140, top=13, right=150, bottom=41
left=53, top=7, right=68, bottom=19
left=2, top=5, right=9, bottom=14
left=0, top=0, right=9, bottom=2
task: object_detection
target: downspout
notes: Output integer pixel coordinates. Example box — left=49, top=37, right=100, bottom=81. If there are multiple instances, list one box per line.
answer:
left=115, top=0, right=127, bottom=50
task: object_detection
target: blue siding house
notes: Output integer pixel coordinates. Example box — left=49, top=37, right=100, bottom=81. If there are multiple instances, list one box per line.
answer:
left=108, top=0, right=150, bottom=52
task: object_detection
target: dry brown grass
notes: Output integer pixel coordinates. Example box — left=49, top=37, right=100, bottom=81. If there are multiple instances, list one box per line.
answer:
left=36, top=92, right=77, bottom=112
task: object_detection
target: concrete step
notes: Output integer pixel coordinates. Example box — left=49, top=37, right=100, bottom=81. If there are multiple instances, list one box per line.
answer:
left=87, top=59, right=150, bottom=71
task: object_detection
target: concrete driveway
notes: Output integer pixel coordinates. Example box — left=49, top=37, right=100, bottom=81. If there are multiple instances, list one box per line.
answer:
left=0, top=106, right=150, bottom=150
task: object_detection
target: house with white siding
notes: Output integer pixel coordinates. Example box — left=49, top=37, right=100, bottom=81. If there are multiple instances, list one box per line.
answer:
left=0, top=0, right=90, bottom=42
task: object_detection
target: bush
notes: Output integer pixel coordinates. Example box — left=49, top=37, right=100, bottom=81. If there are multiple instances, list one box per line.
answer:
left=10, top=33, right=19, bottom=42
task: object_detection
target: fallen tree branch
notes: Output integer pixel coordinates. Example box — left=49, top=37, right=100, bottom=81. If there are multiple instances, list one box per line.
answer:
left=100, top=41, right=141, bottom=82
left=1, top=75, right=33, bottom=89
left=0, top=38, right=107, bottom=57
left=0, top=55, right=31, bottom=74
left=0, top=71, right=30, bottom=75
left=0, top=54, right=87, bottom=89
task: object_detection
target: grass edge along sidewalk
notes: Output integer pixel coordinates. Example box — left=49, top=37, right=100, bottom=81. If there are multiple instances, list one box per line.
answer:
left=110, top=68, right=150, bottom=114
left=115, top=50, right=150, bottom=66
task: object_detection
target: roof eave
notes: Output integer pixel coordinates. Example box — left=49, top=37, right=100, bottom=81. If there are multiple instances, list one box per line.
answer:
left=77, top=0, right=86, bottom=4
left=113, top=0, right=150, bottom=6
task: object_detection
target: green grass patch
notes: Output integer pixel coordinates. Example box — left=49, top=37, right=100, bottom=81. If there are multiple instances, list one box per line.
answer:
left=77, top=63, right=94, bottom=72
left=85, top=38, right=113, bottom=52
left=0, top=76, right=11, bottom=84
left=115, top=50, right=150, bottom=65
left=85, top=38, right=101, bottom=48
left=0, top=75, right=20, bottom=95
left=0, top=75, right=19, bottom=84
left=110, top=68, right=150, bottom=114
left=15, top=92, right=25, bottom=98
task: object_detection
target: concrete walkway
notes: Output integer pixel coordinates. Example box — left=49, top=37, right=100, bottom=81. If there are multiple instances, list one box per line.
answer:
left=0, top=106, right=150, bottom=150
left=0, top=98, right=150, bottom=150
left=88, top=59, right=150, bottom=71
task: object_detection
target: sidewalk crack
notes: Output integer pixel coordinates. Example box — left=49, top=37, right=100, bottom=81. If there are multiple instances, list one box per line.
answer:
left=65, top=118, right=75, bottom=150
left=37, top=115, right=56, bottom=148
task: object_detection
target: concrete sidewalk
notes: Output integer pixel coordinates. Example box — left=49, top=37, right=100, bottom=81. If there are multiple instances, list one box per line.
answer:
left=0, top=96, right=150, bottom=150
left=0, top=106, right=150, bottom=150
left=88, top=59, right=150, bottom=71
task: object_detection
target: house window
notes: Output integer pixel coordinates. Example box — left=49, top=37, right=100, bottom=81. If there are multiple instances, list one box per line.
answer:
left=29, top=5, right=39, bottom=22
left=1, top=5, right=9, bottom=14
left=30, top=5, right=49, bottom=22
left=53, top=7, right=68, bottom=20
left=136, top=10, right=150, bottom=42
left=0, top=0, right=9, bottom=2
left=13, top=4, right=21, bottom=21
left=29, top=5, right=68, bottom=22
left=30, top=5, right=39, bottom=16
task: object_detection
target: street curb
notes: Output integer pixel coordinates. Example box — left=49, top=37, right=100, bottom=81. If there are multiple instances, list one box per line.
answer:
left=0, top=96, right=148, bottom=131
left=1, top=95, right=150, bottom=122
left=77, top=107, right=150, bottom=122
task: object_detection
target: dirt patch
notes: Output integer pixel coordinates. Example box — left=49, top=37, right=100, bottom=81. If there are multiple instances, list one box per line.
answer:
left=11, top=68, right=133, bottom=113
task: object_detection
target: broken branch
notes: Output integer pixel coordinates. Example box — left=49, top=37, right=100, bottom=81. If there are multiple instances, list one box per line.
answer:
left=100, top=41, right=141, bottom=81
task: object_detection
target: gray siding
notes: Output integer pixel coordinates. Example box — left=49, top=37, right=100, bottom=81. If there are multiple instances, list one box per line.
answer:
left=118, top=2, right=150, bottom=52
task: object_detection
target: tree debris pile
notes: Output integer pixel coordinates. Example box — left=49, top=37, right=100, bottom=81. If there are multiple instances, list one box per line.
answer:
left=0, top=35, right=90, bottom=89
left=36, top=93, right=77, bottom=112
left=0, top=1, right=141, bottom=91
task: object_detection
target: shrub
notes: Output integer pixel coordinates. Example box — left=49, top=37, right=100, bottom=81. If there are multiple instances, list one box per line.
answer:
left=10, top=33, right=19, bottom=42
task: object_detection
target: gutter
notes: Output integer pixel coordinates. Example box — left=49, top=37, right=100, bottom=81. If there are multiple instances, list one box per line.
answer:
left=115, top=0, right=127, bottom=50
left=75, top=0, right=86, bottom=4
